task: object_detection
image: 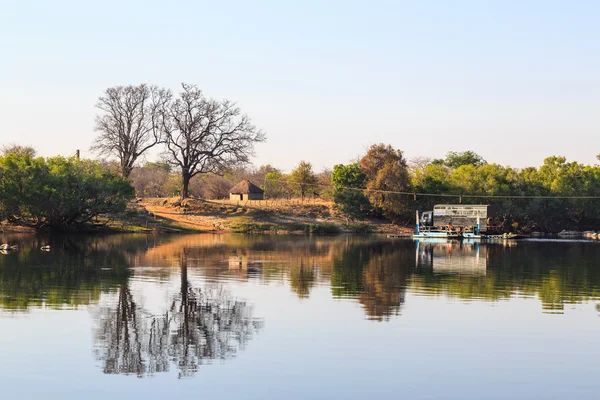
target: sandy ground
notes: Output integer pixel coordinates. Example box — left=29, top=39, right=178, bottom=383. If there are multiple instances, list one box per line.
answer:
left=140, top=198, right=409, bottom=234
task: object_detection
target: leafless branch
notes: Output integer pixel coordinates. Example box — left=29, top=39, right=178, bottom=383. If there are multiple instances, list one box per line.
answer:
left=158, top=83, right=266, bottom=199
left=91, top=84, right=169, bottom=178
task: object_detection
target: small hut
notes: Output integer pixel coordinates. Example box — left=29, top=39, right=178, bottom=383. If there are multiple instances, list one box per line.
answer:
left=229, top=180, right=264, bottom=202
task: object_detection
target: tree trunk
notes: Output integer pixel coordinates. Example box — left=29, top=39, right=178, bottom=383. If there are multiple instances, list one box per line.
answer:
left=120, top=163, right=133, bottom=178
left=181, top=172, right=191, bottom=200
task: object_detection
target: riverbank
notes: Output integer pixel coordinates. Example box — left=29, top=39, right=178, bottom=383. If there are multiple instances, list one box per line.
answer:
left=131, top=197, right=410, bottom=235
left=1, top=198, right=410, bottom=235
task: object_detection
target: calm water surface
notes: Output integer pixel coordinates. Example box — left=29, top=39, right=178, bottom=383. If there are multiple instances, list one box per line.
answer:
left=1, top=234, right=600, bottom=399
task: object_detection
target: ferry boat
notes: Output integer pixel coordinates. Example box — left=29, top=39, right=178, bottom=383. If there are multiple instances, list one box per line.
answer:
left=412, top=206, right=492, bottom=240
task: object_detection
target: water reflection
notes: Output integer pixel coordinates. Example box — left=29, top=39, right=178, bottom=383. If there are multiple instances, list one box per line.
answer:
left=93, top=250, right=263, bottom=378
left=0, top=234, right=132, bottom=311
left=416, top=240, right=486, bottom=275
left=2, top=233, right=600, bottom=329
left=4, top=234, right=600, bottom=399
left=330, top=241, right=411, bottom=320
left=411, top=239, right=600, bottom=312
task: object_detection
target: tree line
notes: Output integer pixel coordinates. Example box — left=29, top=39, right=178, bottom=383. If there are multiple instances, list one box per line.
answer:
left=79, top=82, right=600, bottom=232
left=5, top=139, right=600, bottom=232
left=4, top=81, right=600, bottom=232
left=126, top=139, right=600, bottom=232
left=126, top=160, right=332, bottom=201
left=333, top=148, right=600, bottom=232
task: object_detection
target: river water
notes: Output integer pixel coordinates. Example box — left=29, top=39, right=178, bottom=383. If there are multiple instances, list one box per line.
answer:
left=1, top=233, right=599, bottom=399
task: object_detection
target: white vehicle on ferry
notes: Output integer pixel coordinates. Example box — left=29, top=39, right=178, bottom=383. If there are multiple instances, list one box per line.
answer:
left=414, top=204, right=499, bottom=240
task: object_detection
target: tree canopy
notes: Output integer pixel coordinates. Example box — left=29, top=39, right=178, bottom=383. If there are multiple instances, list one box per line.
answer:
left=158, top=84, right=265, bottom=199
left=290, top=161, right=318, bottom=200
left=431, top=150, right=486, bottom=168
left=92, top=84, right=167, bottom=177
left=331, top=163, right=370, bottom=222
left=360, top=144, right=411, bottom=221
left=0, top=153, right=134, bottom=231
left=411, top=155, right=600, bottom=231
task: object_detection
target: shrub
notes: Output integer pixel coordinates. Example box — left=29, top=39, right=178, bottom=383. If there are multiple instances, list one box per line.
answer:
left=345, top=222, right=374, bottom=233
left=307, top=223, right=341, bottom=234
left=0, top=154, right=134, bottom=231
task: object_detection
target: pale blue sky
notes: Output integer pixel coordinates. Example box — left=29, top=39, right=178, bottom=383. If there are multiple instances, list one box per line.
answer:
left=1, top=0, right=599, bottom=171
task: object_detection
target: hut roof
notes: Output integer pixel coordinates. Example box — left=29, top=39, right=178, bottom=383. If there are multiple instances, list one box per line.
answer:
left=229, top=180, right=264, bottom=194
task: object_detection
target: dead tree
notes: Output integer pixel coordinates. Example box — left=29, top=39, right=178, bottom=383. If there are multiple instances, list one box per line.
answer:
left=158, top=84, right=265, bottom=199
left=91, top=84, right=168, bottom=178
left=1, top=144, right=37, bottom=158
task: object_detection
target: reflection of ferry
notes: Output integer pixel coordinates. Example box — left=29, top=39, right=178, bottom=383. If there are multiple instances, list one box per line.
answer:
left=415, top=240, right=487, bottom=275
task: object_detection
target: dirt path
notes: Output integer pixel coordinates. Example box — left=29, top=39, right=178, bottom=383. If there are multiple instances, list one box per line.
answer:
left=140, top=198, right=410, bottom=234
left=144, top=204, right=226, bottom=232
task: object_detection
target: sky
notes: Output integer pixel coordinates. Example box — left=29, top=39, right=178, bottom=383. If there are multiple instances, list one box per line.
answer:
left=1, top=0, right=599, bottom=172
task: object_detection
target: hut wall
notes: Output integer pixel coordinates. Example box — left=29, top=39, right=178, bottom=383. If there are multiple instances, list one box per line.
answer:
left=229, top=193, right=264, bottom=202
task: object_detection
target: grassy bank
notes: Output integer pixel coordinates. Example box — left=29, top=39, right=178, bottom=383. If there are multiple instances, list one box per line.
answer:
left=137, top=198, right=407, bottom=235
left=1, top=198, right=408, bottom=235
left=225, top=216, right=348, bottom=234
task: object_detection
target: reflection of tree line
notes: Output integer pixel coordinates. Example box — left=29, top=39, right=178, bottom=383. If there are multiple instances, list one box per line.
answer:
left=4, top=233, right=600, bottom=323
left=0, top=234, right=263, bottom=377
left=148, top=236, right=412, bottom=321
left=0, top=235, right=133, bottom=311
left=93, top=250, right=263, bottom=377
left=330, top=240, right=413, bottom=320
left=219, top=238, right=600, bottom=317
left=411, top=242, right=600, bottom=312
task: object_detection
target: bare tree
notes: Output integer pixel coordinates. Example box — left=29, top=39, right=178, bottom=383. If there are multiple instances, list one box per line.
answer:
left=92, top=84, right=167, bottom=178
left=189, top=174, right=232, bottom=199
left=130, top=162, right=172, bottom=197
left=158, top=84, right=265, bottom=199
left=408, top=156, right=432, bottom=170
left=1, top=144, right=36, bottom=157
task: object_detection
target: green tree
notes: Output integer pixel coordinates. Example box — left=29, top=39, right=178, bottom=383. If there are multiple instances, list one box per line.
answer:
left=0, top=153, right=134, bottom=231
left=264, top=170, right=289, bottom=199
left=436, top=150, right=486, bottom=169
left=412, top=164, right=453, bottom=193
left=360, top=144, right=411, bottom=221
left=331, top=163, right=371, bottom=222
left=290, top=161, right=318, bottom=200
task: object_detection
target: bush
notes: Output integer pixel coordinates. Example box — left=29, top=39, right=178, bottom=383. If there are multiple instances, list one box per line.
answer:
left=345, top=222, right=374, bottom=233
left=0, top=154, right=134, bottom=231
left=307, top=223, right=341, bottom=234
left=226, top=217, right=274, bottom=233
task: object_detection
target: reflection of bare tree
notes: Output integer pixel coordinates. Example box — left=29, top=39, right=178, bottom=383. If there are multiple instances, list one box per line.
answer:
left=93, top=251, right=263, bottom=378
left=94, top=285, right=165, bottom=376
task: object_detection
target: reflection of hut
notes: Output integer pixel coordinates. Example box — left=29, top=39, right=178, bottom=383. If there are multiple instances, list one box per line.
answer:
left=229, top=256, right=249, bottom=271
left=229, top=180, right=264, bottom=202
left=228, top=256, right=263, bottom=277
